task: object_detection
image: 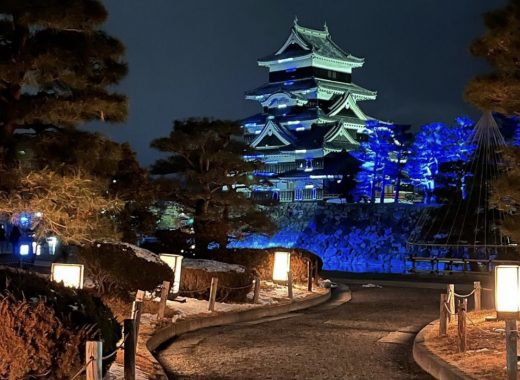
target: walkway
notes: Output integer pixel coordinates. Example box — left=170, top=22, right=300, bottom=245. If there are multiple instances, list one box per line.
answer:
left=158, top=282, right=440, bottom=379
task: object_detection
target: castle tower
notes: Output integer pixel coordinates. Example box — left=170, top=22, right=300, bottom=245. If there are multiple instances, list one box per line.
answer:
left=243, top=19, right=377, bottom=202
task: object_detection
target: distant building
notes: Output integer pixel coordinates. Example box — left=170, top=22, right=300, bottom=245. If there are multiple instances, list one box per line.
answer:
left=243, top=19, right=378, bottom=202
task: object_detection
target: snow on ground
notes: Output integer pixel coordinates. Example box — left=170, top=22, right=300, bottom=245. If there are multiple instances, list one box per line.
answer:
left=182, top=258, right=246, bottom=273
left=104, top=362, right=147, bottom=380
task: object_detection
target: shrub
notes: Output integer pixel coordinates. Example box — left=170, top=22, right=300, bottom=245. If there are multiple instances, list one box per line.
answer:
left=0, top=268, right=120, bottom=378
left=221, top=247, right=323, bottom=283
left=180, top=259, right=253, bottom=302
left=78, top=241, right=174, bottom=296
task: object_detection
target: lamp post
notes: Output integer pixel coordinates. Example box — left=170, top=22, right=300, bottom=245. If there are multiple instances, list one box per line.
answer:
left=495, top=265, right=520, bottom=380
left=273, top=251, right=291, bottom=282
left=159, top=254, right=183, bottom=295
left=51, top=263, right=84, bottom=289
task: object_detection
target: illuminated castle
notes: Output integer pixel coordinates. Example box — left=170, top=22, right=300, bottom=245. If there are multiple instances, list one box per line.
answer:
left=243, top=19, right=377, bottom=202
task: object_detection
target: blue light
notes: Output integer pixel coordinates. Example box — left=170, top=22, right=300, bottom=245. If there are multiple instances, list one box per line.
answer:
left=19, top=244, right=30, bottom=256
left=284, top=81, right=294, bottom=86
left=286, top=68, right=297, bottom=72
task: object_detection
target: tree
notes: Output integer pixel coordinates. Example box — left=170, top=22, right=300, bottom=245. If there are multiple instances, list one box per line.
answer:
left=406, top=117, right=475, bottom=203
left=352, top=121, right=401, bottom=203
left=0, top=0, right=127, bottom=164
left=151, top=118, right=275, bottom=253
left=465, top=0, right=520, bottom=115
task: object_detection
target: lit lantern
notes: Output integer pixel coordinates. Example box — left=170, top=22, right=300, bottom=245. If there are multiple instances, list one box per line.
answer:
left=51, top=263, right=84, bottom=289
left=495, top=265, right=520, bottom=319
left=273, top=251, right=291, bottom=282
left=159, top=254, right=183, bottom=294
left=19, top=244, right=30, bottom=256
left=46, top=236, right=58, bottom=255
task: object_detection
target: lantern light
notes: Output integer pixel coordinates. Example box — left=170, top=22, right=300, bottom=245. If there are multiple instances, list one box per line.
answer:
left=495, top=265, right=520, bottom=319
left=273, top=251, right=291, bottom=282
left=19, top=244, right=30, bottom=256
left=46, top=236, right=58, bottom=255
left=51, top=263, right=84, bottom=289
left=159, top=254, right=183, bottom=294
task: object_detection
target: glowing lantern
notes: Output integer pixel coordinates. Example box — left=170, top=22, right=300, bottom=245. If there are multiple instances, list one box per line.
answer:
left=273, top=251, right=291, bottom=282
left=19, top=244, right=30, bottom=256
left=51, top=263, right=84, bottom=289
left=46, top=236, right=58, bottom=255
left=159, top=254, right=183, bottom=294
left=495, top=265, right=520, bottom=319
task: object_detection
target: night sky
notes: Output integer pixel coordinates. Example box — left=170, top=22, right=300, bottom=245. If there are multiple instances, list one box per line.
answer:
left=91, top=0, right=507, bottom=166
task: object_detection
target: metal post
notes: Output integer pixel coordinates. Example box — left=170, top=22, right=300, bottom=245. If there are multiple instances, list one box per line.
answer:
left=124, top=319, right=136, bottom=380
left=506, top=319, right=518, bottom=380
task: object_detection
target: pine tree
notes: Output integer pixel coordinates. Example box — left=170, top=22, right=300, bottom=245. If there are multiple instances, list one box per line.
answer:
left=0, top=0, right=127, bottom=163
left=465, top=0, right=520, bottom=114
left=151, top=118, right=275, bottom=253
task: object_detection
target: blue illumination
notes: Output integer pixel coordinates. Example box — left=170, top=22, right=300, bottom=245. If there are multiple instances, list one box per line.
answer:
left=286, top=67, right=297, bottom=72
left=284, top=81, right=294, bottom=86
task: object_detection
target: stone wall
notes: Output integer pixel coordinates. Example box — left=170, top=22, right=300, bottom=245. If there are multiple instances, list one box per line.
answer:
left=228, top=203, right=423, bottom=272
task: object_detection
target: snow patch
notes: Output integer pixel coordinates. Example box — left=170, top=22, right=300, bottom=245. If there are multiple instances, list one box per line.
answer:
left=100, top=240, right=164, bottom=264
left=182, top=259, right=246, bottom=273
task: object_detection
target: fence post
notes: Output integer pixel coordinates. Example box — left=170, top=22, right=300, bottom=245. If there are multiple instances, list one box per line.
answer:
left=439, top=294, right=448, bottom=336
left=208, top=277, right=218, bottom=312
left=457, top=299, right=467, bottom=353
left=124, top=319, right=136, bottom=380
left=313, top=261, right=319, bottom=286
left=506, top=319, right=518, bottom=380
left=411, top=256, right=417, bottom=272
left=287, top=271, right=293, bottom=300
left=307, top=261, right=313, bottom=292
left=474, top=281, right=481, bottom=311
left=447, top=284, right=455, bottom=321
left=86, top=341, right=102, bottom=380
left=131, top=300, right=143, bottom=341
left=253, top=277, right=260, bottom=304
left=158, top=281, right=171, bottom=319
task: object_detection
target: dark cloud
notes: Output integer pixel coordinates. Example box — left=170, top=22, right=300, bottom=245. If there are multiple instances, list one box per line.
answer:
left=89, top=0, right=506, bottom=165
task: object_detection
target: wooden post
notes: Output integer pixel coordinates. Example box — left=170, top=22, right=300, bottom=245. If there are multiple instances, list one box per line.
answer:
left=287, top=271, right=293, bottom=300
left=457, top=299, right=467, bottom=353
left=506, top=319, right=518, bottom=380
left=158, top=281, right=171, bottom=319
left=307, top=261, right=313, bottom=292
left=313, top=261, right=319, bottom=285
left=439, top=294, right=448, bottom=336
left=135, top=289, right=145, bottom=301
left=411, top=256, right=417, bottom=272
left=253, top=277, right=260, bottom=304
left=208, top=277, right=218, bottom=312
left=447, top=284, right=455, bottom=321
left=85, top=341, right=102, bottom=380
left=474, top=281, right=481, bottom=312
left=131, top=300, right=143, bottom=341
left=124, top=319, right=136, bottom=380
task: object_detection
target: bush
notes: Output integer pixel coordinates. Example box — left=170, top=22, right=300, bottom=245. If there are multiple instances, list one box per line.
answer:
left=0, top=268, right=120, bottom=379
left=220, top=247, right=323, bottom=283
left=180, top=259, right=253, bottom=302
left=78, top=241, right=174, bottom=296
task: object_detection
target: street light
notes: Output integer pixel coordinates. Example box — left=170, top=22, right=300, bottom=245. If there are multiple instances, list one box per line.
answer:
left=495, top=265, right=520, bottom=380
left=159, top=254, right=183, bottom=294
left=273, top=251, right=291, bottom=282
left=51, top=263, right=84, bottom=289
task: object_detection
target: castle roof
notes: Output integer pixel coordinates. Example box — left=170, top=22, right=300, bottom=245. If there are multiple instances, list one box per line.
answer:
left=258, top=19, right=364, bottom=65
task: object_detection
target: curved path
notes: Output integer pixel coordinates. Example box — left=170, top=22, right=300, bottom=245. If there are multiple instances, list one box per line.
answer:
left=158, top=282, right=439, bottom=380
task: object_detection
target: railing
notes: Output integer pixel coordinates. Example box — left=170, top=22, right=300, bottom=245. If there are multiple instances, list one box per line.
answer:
left=408, top=256, right=520, bottom=273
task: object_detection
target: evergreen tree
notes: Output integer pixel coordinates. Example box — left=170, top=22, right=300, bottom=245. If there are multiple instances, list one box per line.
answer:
left=406, top=118, right=474, bottom=203
left=465, top=0, right=520, bottom=114
left=0, top=0, right=127, bottom=163
left=151, top=118, right=275, bottom=253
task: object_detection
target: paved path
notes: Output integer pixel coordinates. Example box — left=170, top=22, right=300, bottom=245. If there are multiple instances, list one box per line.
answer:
left=158, top=282, right=439, bottom=380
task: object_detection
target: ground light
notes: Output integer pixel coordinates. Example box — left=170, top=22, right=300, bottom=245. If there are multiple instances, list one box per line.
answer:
left=273, top=251, right=291, bottom=282
left=495, top=265, right=520, bottom=380
left=159, top=254, right=183, bottom=294
left=51, top=263, right=84, bottom=289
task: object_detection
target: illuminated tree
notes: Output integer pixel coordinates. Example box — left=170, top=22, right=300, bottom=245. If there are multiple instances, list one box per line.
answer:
left=151, top=118, right=275, bottom=253
left=406, top=117, right=474, bottom=203
left=0, top=0, right=127, bottom=164
left=465, top=0, right=520, bottom=115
